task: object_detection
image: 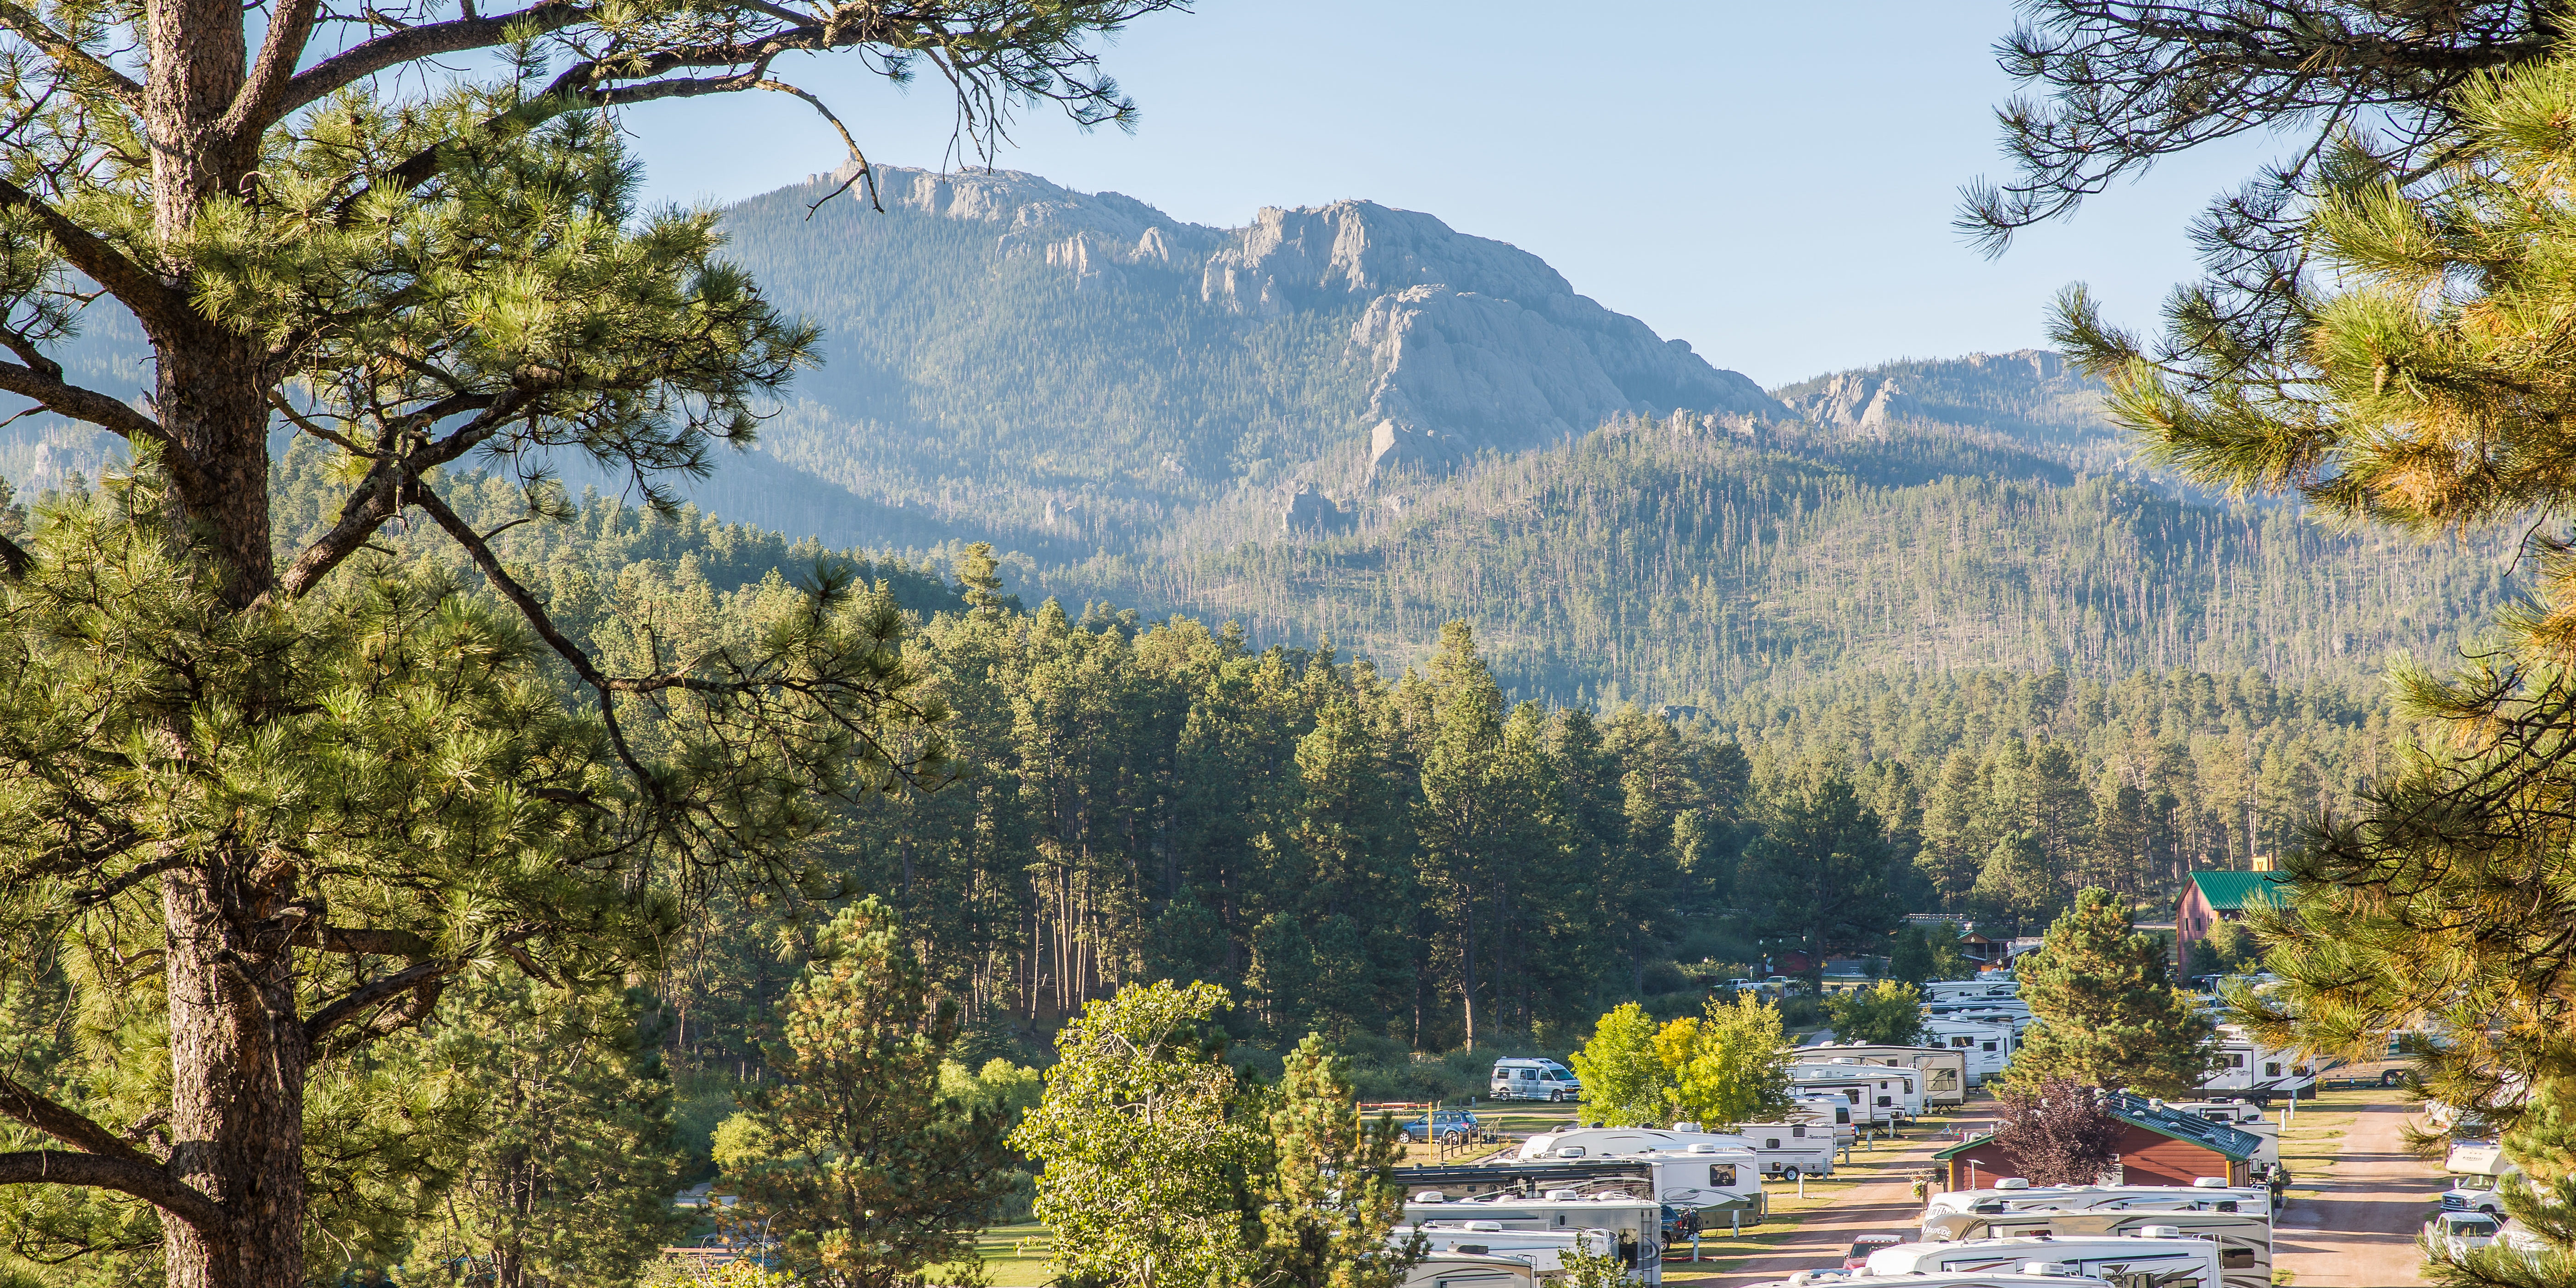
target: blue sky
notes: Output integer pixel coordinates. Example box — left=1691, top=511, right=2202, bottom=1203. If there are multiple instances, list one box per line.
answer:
left=623, top=1, right=2284, bottom=389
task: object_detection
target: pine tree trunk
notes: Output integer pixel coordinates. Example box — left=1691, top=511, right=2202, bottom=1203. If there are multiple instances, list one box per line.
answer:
left=162, top=866, right=309, bottom=1288
left=1459, top=895, right=1478, bottom=1052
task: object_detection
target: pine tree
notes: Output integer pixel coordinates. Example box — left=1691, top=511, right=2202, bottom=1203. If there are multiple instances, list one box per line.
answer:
left=1246, top=1036, right=1416, bottom=1288
left=722, top=898, right=1015, bottom=1288
left=2005, top=889, right=2215, bottom=1097
left=0, top=0, right=1183, bottom=1281
left=1740, top=774, right=1902, bottom=960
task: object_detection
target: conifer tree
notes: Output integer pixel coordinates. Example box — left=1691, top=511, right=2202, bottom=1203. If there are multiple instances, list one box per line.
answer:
left=0, top=0, right=1183, bottom=1282
left=1246, top=1035, right=1416, bottom=1288
left=2005, top=889, right=2214, bottom=1097
left=1740, top=774, right=1901, bottom=959
left=719, top=898, right=1013, bottom=1288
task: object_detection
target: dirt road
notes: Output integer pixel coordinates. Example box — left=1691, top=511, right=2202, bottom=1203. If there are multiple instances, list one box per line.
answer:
left=2273, top=1097, right=2440, bottom=1287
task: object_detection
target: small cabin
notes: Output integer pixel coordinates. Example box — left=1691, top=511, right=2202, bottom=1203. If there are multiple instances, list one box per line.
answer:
left=1932, top=1091, right=2262, bottom=1190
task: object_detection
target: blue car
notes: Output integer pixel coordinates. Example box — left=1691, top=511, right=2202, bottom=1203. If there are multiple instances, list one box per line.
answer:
left=1399, top=1110, right=1482, bottom=1143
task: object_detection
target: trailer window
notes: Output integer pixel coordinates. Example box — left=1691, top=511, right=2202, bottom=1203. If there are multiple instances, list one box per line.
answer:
left=1708, top=1165, right=1738, bottom=1187
left=2222, top=1248, right=2257, bottom=1268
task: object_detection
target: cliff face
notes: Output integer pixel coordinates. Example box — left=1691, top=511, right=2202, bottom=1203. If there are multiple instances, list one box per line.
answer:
left=791, top=167, right=1779, bottom=478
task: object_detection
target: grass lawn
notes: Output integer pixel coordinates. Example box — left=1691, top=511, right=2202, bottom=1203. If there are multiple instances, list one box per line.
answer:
left=937, top=1221, right=1055, bottom=1287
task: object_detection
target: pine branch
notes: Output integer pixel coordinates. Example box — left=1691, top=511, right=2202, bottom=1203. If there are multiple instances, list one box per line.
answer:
left=0, top=1076, right=167, bottom=1170
left=0, top=358, right=169, bottom=451
left=0, top=1151, right=223, bottom=1233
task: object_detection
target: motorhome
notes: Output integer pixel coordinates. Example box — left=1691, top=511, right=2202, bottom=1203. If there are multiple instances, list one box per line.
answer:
left=2442, top=1142, right=2523, bottom=1215
left=1396, top=1225, right=1611, bottom=1283
left=1923, top=1020, right=2018, bottom=1084
left=1489, top=1057, right=1584, bottom=1103
left=2200, top=1029, right=2315, bottom=1104
left=1787, top=1058, right=1923, bottom=1117
left=1401, top=1193, right=1663, bottom=1284
left=1402, top=1251, right=1544, bottom=1288
left=1922, top=1187, right=2270, bottom=1288
left=1800, top=1041, right=1971, bottom=1107
left=1867, top=1232, right=2224, bottom=1288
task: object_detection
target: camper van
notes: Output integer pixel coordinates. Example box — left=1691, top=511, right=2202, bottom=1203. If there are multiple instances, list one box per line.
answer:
left=1401, top=1193, right=1663, bottom=1284
left=2200, top=1029, right=2315, bottom=1104
left=1923, top=1187, right=2270, bottom=1288
left=1867, top=1232, right=2223, bottom=1288
left=1490, top=1057, right=1584, bottom=1103
left=1788, top=1059, right=1923, bottom=1117
left=1801, top=1042, right=1971, bottom=1107
left=2442, top=1142, right=2523, bottom=1214
left=1923, top=1020, right=2018, bottom=1084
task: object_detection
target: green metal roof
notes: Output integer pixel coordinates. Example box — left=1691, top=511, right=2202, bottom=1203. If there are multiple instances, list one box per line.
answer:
left=2187, top=870, right=2290, bottom=912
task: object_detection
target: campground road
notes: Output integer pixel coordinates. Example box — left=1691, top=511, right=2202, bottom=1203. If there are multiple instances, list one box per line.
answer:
left=2272, top=1098, right=2438, bottom=1288
left=1679, top=1120, right=1971, bottom=1288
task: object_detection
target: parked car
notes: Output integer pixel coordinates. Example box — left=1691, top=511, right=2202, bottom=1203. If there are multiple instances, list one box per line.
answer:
left=1400, top=1110, right=1482, bottom=1144
left=2426, top=1210, right=2503, bottom=1255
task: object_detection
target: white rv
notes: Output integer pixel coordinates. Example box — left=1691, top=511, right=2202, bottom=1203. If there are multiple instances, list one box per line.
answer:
left=1484, top=1137, right=1767, bottom=1218
left=1787, top=1058, right=1922, bottom=1117
left=1513, top=1127, right=1748, bottom=1161
left=1801, top=1041, right=1971, bottom=1107
left=2167, top=1100, right=2279, bottom=1166
left=2441, top=1142, right=2522, bottom=1215
left=1728, top=1120, right=1839, bottom=1178
left=1923, top=1019, right=2018, bottom=1084
left=1788, top=1093, right=1859, bottom=1143
left=1923, top=1187, right=2270, bottom=1288
left=2200, top=1028, right=2314, bottom=1103
left=1396, top=1225, right=1612, bottom=1283
left=1868, top=1232, right=2223, bottom=1288
left=1922, top=976, right=2020, bottom=1004
left=1749, top=1274, right=2113, bottom=1288
left=1402, top=1193, right=1662, bottom=1284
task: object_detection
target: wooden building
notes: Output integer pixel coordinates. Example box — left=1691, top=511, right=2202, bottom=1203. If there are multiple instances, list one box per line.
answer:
left=2174, top=871, right=2290, bottom=971
left=1931, top=1092, right=2263, bottom=1190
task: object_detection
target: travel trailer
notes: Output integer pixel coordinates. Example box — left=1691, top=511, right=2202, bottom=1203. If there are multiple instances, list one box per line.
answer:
left=1401, top=1193, right=1663, bottom=1284
left=1867, top=1232, right=2223, bottom=1288
left=1726, top=1120, right=1840, bottom=1178
left=1922, top=976, right=2019, bottom=1004
left=2166, top=1100, right=2279, bottom=1166
left=1800, top=1042, right=1971, bottom=1107
left=1489, top=1057, right=1584, bottom=1102
left=1922, top=1185, right=2271, bottom=1288
left=1922, top=1020, right=2018, bottom=1084
left=2442, top=1142, right=2523, bottom=1215
left=1422, top=1143, right=1767, bottom=1226
left=2200, top=1029, right=2315, bottom=1103
left=1787, top=1058, right=1923, bottom=1117
left=1788, top=1093, right=1859, bottom=1143
left=1513, top=1127, right=1749, bottom=1161
left=1748, top=1274, right=2115, bottom=1288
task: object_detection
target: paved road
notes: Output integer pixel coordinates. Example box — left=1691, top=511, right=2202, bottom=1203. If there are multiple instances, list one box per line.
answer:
left=2274, top=1099, right=2438, bottom=1288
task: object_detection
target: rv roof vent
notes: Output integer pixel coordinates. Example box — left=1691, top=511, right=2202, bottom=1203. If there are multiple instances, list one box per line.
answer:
left=1673, top=1121, right=1701, bottom=1132
left=2142, top=1225, right=2184, bottom=1239
left=1452, top=1244, right=1488, bottom=1256
left=1556, top=1147, right=1587, bottom=1159
left=1994, top=1177, right=2032, bottom=1190
left=1543, top=1188, right=1579, bottom=1201
left=1412, top=1191, right=1444, bottom=1203
left=1829, top=1057, right=1859, bottom=1065
left=2191, top=1176, right=2228, bottom=1188
left=1689, top=1142, right=1721, bottom=1153
left=1465, top=1221, right=1502, bottom=1232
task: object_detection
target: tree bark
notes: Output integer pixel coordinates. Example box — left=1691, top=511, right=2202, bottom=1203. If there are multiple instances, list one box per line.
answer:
left=162, top=865, right=308, bottom=1288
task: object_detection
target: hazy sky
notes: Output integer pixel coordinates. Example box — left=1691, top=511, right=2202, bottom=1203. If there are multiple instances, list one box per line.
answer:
left=622, top=1, right=2284, bottom=388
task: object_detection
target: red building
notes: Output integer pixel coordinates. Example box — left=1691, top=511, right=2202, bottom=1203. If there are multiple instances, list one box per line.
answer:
left=2174, top=870, right=2290, bottom=971
left=1931, top=1092, right=2261, bottom=1190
